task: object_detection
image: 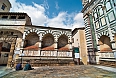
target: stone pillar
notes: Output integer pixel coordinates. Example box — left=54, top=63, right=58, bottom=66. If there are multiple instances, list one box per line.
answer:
left=7, top=40, right=16, bottom=67
left=39, top=34, right=42, bottom=49
left=54, top=35, right=58, bottom=50
left=68, top=35, right=73, bottom=58
left=21, top=32, right=26, bottom=48
left=39, top=33, right=42, bottom=56
left=54, top=41, right=58, bottom=50
left=68, top=35, right=72, bottom=51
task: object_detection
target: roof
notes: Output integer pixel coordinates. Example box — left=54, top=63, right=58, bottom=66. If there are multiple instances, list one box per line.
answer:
left=58, top=47, right=69, bottom=51
left=26, top=25, right=72, bottom=31
left=24, top=46, right=39, bottom=50
left=42, top=46, right=54, bottom=51
left=72, top=27, right=85, bottom=36
left=100, top=48, right=112, bottom=52
left=72, top=27, right=85, bottom=33
left=0, top=12, right=28, bottom=15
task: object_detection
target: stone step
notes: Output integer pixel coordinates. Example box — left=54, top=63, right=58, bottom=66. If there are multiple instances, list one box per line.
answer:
left=15, top=58, right=75, bottom=67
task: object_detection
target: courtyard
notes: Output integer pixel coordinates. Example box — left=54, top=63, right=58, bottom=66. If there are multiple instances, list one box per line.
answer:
left=1, top=65, right=116, bottom=78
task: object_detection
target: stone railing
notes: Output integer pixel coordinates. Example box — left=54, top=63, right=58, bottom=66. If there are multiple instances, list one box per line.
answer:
left=99, top=52, right=115, bottom=58
left=21, top=50, right=72, bottom=57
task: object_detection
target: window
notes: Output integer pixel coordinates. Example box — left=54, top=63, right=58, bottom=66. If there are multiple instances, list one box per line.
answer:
left=94, top=13, right=97, bottom=20
left=106, top=2, right=112, bottom=11
left=11, top=32, right=14, bottom=35
left=2, top=16, right=8, bottom=19
left=99, top=8, right=103, bottom=16
left=108, top=11, right=115, bottom=22
left=101, top=17, right=106, bottom=26
left=113, top=0, right=116, bottom=6
left=1, top=4, right=6, bottom=10
left=18, top=16, right=25, bottom=19
left=96, top=21, right=99, bottom=28
left=10, top=16, right=16, bottom=19
left=0, top=31, right=3, bottom=35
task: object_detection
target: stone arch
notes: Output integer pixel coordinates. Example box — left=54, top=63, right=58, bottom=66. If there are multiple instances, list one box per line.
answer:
left=25, top=28, right=39, bottom=36
left=97, top=31, right=109, bottom=39
left=58, top=34, right=68, bottom=49
left=41, top=30, right=55, bottom=38
left=42, top=33, right=54, bottom=48
left=57, top=31, right=69, bottom=39
left=98, top=35, right=112, bottom=52
left=24, top=32, right=39, bottom=47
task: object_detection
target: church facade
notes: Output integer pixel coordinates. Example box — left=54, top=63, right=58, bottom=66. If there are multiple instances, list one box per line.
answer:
left=82, top=0, right=116, bottom=66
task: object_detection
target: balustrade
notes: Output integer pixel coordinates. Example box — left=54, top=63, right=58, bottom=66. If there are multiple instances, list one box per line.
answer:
left=21, top=50, right=72, bottom=57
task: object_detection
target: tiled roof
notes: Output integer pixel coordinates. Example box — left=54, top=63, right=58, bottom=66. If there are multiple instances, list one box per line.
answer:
left=42, top=46, right=54, bottom=51
left=58, top=47, right=69, bottom=51
left=24, top=46, right=39, bottom=50
left=100, top=48, right=112, bottom=52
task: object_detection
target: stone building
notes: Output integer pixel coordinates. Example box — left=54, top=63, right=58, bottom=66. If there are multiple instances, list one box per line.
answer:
left=0, top=0, right=11, bottom=12
left=82, top=0, right=116, bottom=66
left=72, top=27, right=88, bottom=65
left=0, top=12, right=74, bottom=66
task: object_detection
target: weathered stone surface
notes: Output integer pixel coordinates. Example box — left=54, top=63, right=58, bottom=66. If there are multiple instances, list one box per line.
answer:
left=2, top=65, right=116, bottom=78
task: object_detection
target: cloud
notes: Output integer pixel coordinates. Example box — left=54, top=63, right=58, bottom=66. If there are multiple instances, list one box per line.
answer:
left=41, top=0, right=49, bottom=10
left=55, top=2, right=59, bottom=10
left=9, top=0, right=84, bottom=29
left=72, top=13, right=85, bottom=30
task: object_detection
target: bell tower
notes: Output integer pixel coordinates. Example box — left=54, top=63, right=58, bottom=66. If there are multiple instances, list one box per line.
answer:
left=0, top=0, right=11, bottom=12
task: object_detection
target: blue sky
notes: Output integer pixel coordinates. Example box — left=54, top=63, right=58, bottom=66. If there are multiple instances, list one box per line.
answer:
left=9, top=0, right=84, bottom=30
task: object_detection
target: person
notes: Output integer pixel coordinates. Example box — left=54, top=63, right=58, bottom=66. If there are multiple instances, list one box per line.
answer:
left=24, top=60, right=34, bottom=71
left=15, top=63, right=23, bottom=71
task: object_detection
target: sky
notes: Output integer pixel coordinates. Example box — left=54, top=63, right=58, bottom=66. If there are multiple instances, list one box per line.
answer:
left=9, top=0, right=84, bottom=30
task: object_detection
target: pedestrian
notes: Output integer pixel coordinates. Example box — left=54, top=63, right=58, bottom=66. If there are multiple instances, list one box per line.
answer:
left=24, top=60, right=34, bottom=71
left=15, top=62, right=23, bottom=71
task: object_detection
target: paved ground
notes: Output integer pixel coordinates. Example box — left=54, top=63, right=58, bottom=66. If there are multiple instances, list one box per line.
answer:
left=0, top=66, right=15, bottom=77
left=1, top=65, right=116, bottom=78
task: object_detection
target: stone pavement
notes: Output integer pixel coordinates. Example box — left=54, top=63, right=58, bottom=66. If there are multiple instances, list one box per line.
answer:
left=0, top=66, right=15, bottom=78
left=94, top=65, right=116, bottom=73
left=1, top=65, right=116, bottom=78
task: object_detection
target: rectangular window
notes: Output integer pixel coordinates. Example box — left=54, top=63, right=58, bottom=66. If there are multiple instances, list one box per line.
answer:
left=108, top=11, right=115, bottom=22
left=101, top=17, right=106, bottom=26
left=95, top=21, right=99, bottom=28
left=94, top=13, right=97, bottom=20
left=10, top=16, right=16, bottom=19
left=106, top=2, right=112, bottom=11
left=18, top=16, right=25, bottom=19
left=99, top=8, right=103, bottom=16
left=2, top=16, right=8, bottom=19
